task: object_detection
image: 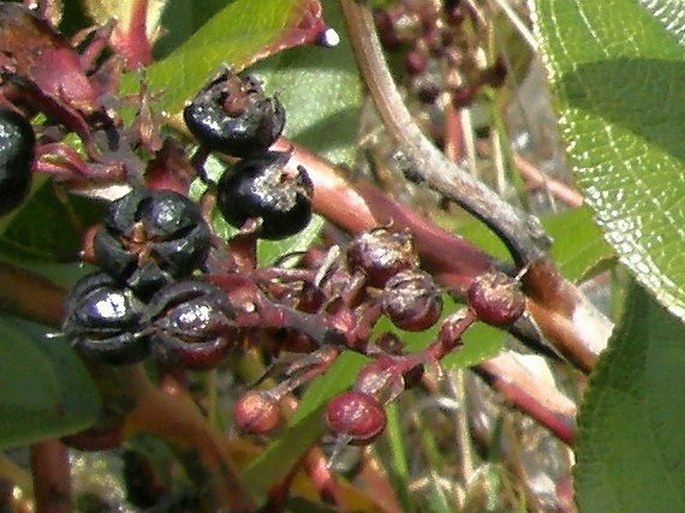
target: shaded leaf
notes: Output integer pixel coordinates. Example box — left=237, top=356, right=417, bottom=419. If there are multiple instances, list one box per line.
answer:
left=575, top=281, right=685, bottom=513
left=530, top=0, right=685, bottom=318
left=0, top=315, right=101, bottom=449
left=0, top=182, right=106, bottom=262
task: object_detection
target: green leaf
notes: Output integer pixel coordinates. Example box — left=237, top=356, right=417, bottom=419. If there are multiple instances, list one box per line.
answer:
left=140, top=0, right=324, bottom=113
left=252, top=0, right=363, bottom=165
left=545, top=206, right=615, bottom=281
left=241, top=352, right=368, bottom=497
left=575, top=282, right=685, bottom=513
left=0, top=315, right=101, bottom=449
left=0, top=182, right=106, bottom=262
left=530, top=0, right=685, bottom=319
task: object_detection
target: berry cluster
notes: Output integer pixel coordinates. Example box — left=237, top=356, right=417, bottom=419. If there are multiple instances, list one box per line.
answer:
left=62, top=188, right=226, bottom=367
left=374, top=0, right=507, bottom=108
left=184, top=69, right=314, bottom=240
left=42, top=57, right=526, bottom=446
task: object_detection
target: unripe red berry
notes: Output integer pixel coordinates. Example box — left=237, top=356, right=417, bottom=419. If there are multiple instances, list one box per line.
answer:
left=347, top=229, right=419, bottom=288
left=234, top=391, right=282, bottom=434
left=325, top=391, right=386, bottom=445
left=467, top=271, right=525, bottom=327
left=381, top=269, right=442, bottom=331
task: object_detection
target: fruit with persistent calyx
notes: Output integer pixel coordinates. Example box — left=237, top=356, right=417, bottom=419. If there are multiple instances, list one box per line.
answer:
left=0, top=108, right=34, bottom=215
left=62, top=272, right=149, bottom=365
left=184, top=69, right=285, bottom=158
left=142, top=280, right=236, bottom=370
left=216, top=151, right=313, bottom=240
left=233, top=390, right=282, bottom=434
left=347, top=228, right=419, bottom=288
left=381, top=269, right=442, bottom=331
left=325, top=391, right=387, bottom=445
left=94, top=188, right=211, bottom=298
left=467, top=270, right=525, bottom=327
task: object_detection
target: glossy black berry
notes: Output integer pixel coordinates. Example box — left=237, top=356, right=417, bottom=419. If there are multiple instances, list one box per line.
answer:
left=0, top=108, right=34, bottom=215
left=62, top=272, right=149, bottom=365
left=347, top=228, right=419, bottom=288
left=467, top=270, right=525, bottom=327
left=381, top=269, right=442, bottom=331
left=216, top=151, right=313, bottom=240
left=184, top=69, right=286, bottom=158
left=325, top=391, right=387, bottom=445
left=94, top=188, right=211, bottom=298
left=142, top=280, right=236, bottom=370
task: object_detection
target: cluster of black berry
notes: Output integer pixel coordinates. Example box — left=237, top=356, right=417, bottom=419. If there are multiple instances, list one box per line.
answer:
left=60, top=188, right=235, bottom=368
left=184, top=68, right=314, bottom=240
left=61, top=68, right=318, bottom=369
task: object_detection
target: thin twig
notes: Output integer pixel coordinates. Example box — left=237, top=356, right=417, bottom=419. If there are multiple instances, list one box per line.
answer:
left=340, top=0, right=548, bottom=268
left=30, top=440, right=72, bottom=513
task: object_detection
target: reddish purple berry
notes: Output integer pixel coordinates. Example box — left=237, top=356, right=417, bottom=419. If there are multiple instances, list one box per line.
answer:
left=325, top=391, right=387, bottom=445
left=382, top=269, right=442, bottom=331
left=346, top=229, right=419, bottom=288
left=142, top=280, right=236, bottom=370
left=467, top=271, right=525, bottom=327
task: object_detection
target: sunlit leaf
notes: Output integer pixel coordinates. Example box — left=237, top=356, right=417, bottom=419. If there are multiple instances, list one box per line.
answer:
left=531, top=0, right=685, bottom=318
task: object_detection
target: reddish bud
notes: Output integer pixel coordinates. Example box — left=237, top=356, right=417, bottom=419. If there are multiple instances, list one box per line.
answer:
left=467, top=271, right=525, bottom=327
left=234, top=391, right=282, bottom=434
left=325, top=391, right=387, bottom=445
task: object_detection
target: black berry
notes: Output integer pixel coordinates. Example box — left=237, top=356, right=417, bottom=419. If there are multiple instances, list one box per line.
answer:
left=62, top=272, right=149, bottom=365
left=142, top=280, right=236, bottom=370
left=467, top=270, right=525, bottom=327
left=216, top=151, right=313, bottom=240
left=94, top=188, right=211, bottom=298
left=0, top=108, right=34, bottom=215
left=184, top=69, right=286, bottom=158
left=325, top=391, right=387, bottom=445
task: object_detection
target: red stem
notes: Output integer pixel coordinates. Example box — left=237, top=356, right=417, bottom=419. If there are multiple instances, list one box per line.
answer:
left=30, top=440, right=72, bottom=513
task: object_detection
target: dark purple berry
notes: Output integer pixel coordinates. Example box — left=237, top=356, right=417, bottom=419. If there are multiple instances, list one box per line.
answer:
left=233, top=391, right=282, bottom=434
left=94, top=188, right=211, bottom=298
left=216, top=151, right=313, bottom=240
left=184, top=69, right=286, bottom=158
left=0, top=108, right=34, bottom=215
left=142, top=280, right=236, bottom=370
left=467, top=270, right=525, bottom=327
left=325, top=391, right=387, bottom=445
left=382, top=269, right=442, bottom=331
left=62, top=272, right=149, bottom=365
left=346, top=228, right=419, bottom=288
